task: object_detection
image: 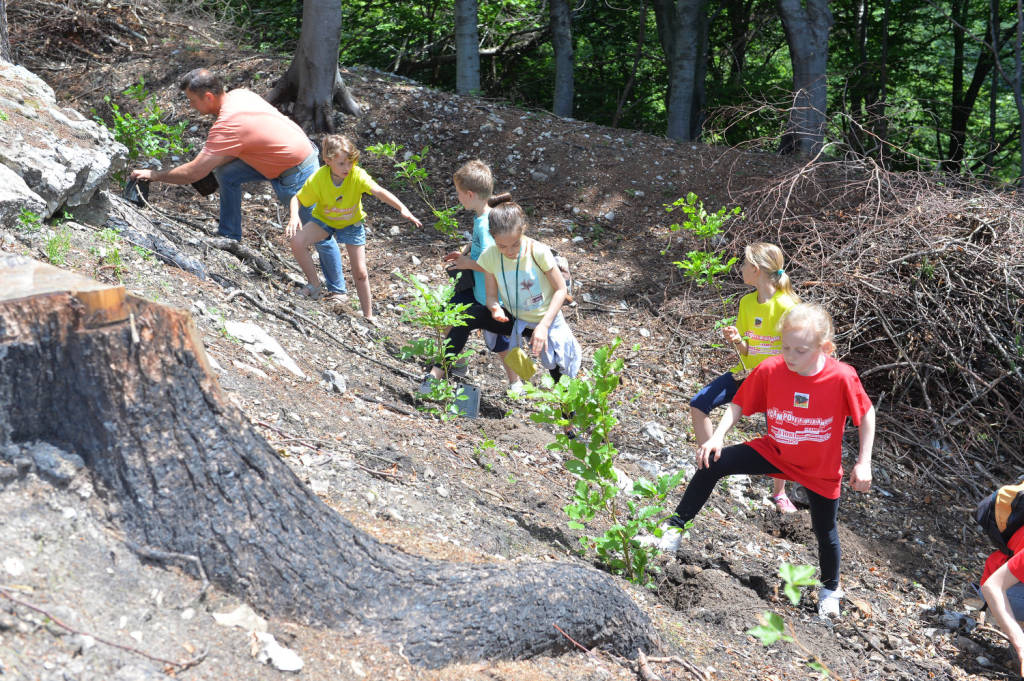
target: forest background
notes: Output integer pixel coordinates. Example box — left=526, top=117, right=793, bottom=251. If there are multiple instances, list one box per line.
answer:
left=187, top=0, right=1024, bottom=183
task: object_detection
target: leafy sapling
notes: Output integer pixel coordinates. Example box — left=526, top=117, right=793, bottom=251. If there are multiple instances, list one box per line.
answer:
left=748, top=563, right=840, bottom=679
left=365, top=142, right=461, bottom=237
left=521, top=338, right=686, bottom=587
left=398, top=274, right=475, bottom=420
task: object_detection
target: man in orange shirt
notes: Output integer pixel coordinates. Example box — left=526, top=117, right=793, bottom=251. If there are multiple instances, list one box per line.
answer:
left=131, top=68, right=318, bottom=241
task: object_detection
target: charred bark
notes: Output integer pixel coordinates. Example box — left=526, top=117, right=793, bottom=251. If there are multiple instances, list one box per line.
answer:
left=266, top=0, right=361, bottom=133
left=0, top=258, right=657, bottom=668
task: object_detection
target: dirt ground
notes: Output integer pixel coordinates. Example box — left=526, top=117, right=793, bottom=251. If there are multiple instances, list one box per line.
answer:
left=0, top=3, right=1014, bottom=680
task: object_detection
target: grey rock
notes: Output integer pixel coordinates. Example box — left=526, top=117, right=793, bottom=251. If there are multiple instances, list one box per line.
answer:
left=24, top=441, right=84, bottom=486
left=0, top=461, right=17, bottom=485
left=321, top=370, right=348, bottom=394
left=0, top=62, right=128, bottom=218
left=0, top=443, right=19, bottom=463
left=643, top=421, right=667, bottom=445
left=0, top=164, right=47, bottom=226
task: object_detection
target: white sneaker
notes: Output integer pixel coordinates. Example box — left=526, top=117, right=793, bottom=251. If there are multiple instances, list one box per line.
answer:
left=817, top=587, right=844, bottom=618
left=507, top=380, right=524, bottom=396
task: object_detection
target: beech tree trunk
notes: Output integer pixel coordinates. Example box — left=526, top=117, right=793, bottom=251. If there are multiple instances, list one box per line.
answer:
left=0, top=0, right=11, bottom=63
left=455, top=0, right=481, bottom=94
left=550, top=0, right=574, bottom=117
left=267, top=0, right=361, bottom=133
left=1016, top=0, right=1024, bottom=183
left=652, top=0, right=708, bottom=141
left=777, top=0, right=832, bottom=156
left=0, top=257, right=657, bottom=669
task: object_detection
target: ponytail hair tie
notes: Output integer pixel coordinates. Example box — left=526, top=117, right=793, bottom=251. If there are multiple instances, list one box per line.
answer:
left=776, top=269, right=784, bottom=276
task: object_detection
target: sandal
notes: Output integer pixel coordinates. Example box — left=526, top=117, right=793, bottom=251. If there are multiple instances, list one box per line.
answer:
left=772, top=492, right=797, bottom=514
left=298, top=284, right=322, bottom=300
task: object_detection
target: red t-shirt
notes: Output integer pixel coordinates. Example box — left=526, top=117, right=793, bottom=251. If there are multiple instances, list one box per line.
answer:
left=203, top=89, right=312, bottom=179
left=733, top=355, right=872, bottom=499
left=982, top=526, right=1024, bottom=585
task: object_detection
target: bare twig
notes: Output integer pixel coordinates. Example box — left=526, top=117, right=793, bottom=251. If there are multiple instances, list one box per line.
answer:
left=0, top=586, right=208, bottom=671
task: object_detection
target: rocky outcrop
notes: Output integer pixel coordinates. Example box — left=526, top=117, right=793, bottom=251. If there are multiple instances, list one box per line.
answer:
left=0, top=62, right=127, bottom=222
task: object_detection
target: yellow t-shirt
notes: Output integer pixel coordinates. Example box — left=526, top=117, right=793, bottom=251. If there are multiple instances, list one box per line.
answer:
left=733, top=289, right=798, bottom=372
left=295, top=165, right=378, bottom=229
left=477, top=238, right=557, bottom=324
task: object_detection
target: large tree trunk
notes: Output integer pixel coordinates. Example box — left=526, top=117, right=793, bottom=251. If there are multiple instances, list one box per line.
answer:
left=266, top=0, right=361, bottom=133
left=0, top=0, right=11, bottom=63
left=1016, top=0, right=1024, bottom=183
left=652, top=0, right=707, bottom=141
left=0, top=256, right=657, bottom=669
left=455, top=0, right=481, bottom=94
left=550, top=0, right=574, bottom=117
left=777, top=0, right=832, bottom=156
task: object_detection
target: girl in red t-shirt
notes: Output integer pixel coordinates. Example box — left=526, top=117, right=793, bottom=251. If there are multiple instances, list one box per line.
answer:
left=657, top=303, right=875, bottom=618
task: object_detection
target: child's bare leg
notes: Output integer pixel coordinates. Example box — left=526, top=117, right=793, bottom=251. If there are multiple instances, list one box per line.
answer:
left=347, top=243, right=372, bottom=317
left=497, top=350, right=519, bottom=383
left=290, top=222, right=329, bottom=289
left=772, top=478, right=787, bottom=498
left=690, top=406, right=714, bottom=446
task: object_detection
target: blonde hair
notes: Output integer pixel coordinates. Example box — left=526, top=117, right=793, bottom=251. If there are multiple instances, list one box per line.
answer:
left=453, top=159, right=494, bottom=198
left=780, top=303, right=834, bottom=347
left=745, top=242, right=799, bottom=301
left=321, top=134, right=360, bottom=164
left=487, top=194, right=525, bottom=237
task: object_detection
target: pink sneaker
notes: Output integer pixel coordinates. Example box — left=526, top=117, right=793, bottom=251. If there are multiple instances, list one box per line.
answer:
left=772, top=492, right=797, bottom=514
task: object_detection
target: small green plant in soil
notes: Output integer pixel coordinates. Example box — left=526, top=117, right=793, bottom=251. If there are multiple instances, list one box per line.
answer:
left=17, top=209, right=43, bottom=233
left=520, top=338, right=686, bottom=587
left=45, top=228, right=72, bottom=265
left=366, top=142, right=460, bottom=238
left=94, top=228, right=124, bottom=279
left=665, top=192, right=745, bottom=363
left=397, top=274, right=474, bottom=421
left=748, top=563, right=840, bottom=679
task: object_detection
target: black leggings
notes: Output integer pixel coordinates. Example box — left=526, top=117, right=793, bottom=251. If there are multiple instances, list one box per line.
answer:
left=434, top=289, right=515, bottom=369
left=667, top=443, right=841, bottom=590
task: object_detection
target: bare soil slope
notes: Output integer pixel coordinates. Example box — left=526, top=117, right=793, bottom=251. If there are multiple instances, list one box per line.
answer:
left=0, top=3, right=1009, bottom=680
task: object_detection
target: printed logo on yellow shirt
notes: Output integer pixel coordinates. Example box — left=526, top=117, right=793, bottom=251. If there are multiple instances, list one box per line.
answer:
left=793, top=392, right=810, bottom=409
left=754, top=316, right=763, bottom=327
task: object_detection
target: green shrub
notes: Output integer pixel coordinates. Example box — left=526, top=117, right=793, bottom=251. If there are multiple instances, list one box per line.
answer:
left=398, top=274, right=475, bottom=420
left=96, top=78, right=191, bottom=169
left=521, top=339, right=686, bottom=587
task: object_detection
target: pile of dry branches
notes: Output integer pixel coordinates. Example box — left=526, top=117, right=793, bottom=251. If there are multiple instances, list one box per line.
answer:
left=730, top=156, right=1024, bottom=496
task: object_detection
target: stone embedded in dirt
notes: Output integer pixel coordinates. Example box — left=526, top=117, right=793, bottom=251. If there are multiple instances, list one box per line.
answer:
left=213, top=604, right=268, bottom=633
left=644, top=421, right=667, bottom=444
left=22, top=441, right=83, bottom=486
left=321, top=370, right=348, bottom=394
left=3, top=557, right=25, bottom=577
left=225, top=320, right=305, bottom=378
left=251, top=632, right=304, bottom=672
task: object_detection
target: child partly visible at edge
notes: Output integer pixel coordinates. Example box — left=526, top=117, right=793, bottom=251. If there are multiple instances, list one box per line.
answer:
left=287, top=134, right=422, bottom=320
left=689, top=243, right=800, bottom=513
left=477, top=195, right=582, bottom=388
left=423, top=160, right=518, bottom=387
left=663, top=303, right=875, bottom=617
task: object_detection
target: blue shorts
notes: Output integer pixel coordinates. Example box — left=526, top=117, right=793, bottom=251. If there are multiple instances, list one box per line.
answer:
left=313, top=218, right=366, bottom=246
left=690, top=370, right=744, bottom=415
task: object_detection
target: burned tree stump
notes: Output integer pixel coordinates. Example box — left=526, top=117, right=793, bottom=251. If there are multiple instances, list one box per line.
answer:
left=0, top=255, right=657, bottom=667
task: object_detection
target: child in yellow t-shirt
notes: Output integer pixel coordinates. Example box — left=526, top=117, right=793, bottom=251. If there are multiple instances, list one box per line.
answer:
left=287, top=135, right=421, bottom=321
left=689, top=242, right=800, bottom=512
